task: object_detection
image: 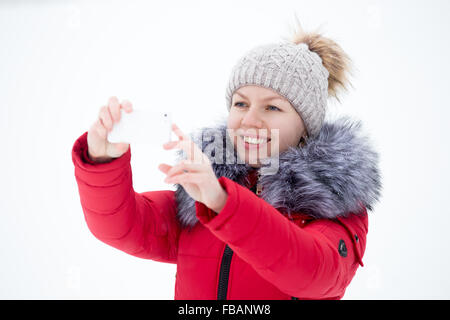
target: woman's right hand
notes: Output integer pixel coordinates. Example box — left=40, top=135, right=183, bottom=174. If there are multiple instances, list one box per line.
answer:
left=87, top=96, right=133, bottom=163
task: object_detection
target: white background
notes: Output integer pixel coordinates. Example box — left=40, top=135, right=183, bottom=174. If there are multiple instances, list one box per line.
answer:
left=1, top=0, right=449, bottom=299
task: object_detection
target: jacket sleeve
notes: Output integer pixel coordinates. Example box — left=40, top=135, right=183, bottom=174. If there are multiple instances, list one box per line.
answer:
left=195, top=176, right=368, bottom=299
left=71, top=132, right=181, bottom=264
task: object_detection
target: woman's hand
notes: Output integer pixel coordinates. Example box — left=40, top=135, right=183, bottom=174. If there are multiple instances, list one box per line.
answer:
left=158, top=123, right=228, bottom=213
left=87, top=96, right=133, bottom=163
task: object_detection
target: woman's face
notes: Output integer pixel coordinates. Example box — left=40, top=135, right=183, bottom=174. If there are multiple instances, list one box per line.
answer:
left=227, top=85, right=307, bottom=168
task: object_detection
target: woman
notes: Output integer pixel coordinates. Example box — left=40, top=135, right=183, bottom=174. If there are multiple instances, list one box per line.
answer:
left=72, top=23, right=382, bottom=299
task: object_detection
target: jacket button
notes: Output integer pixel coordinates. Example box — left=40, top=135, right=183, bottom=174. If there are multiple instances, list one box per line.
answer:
left=354, top=234, right=359, bottom=242
left=338, top=239, right=348, bottom=257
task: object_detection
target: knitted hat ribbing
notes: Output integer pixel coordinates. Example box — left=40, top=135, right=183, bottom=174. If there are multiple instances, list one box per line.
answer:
left=225, top=42, right=329, bottom=138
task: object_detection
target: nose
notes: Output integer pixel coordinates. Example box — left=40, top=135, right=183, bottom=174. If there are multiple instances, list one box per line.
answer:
left=240, top=107, right=263, bottom=128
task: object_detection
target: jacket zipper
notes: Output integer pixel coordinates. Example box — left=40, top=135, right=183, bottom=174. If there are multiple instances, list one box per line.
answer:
left=217, top=244, right=233, bottom=300
left=216, top=170, right=298, bottom=300
left=217, top=169, right=261, bottom=300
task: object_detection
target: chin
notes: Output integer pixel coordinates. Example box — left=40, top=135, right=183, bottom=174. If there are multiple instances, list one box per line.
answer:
left=236, top=151, right=265, bottom=167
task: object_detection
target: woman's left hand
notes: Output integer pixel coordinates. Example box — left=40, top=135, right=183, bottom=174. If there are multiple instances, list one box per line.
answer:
left=158, top=123, right=228, bottom=213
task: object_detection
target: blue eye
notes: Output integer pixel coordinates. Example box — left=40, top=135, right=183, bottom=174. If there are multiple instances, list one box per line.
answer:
left=233, top=102, right=281, bottom=111
left=268, top=105, right=281, bottom=111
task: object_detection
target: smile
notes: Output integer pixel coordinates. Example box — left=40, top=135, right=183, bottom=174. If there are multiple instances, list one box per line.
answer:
left=241, top=136, right=271, bottom=150
left=241, top=136, right=271, bottom=144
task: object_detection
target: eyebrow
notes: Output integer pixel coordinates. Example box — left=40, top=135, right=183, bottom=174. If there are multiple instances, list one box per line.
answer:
left=234, top=91, right=285, bottom=102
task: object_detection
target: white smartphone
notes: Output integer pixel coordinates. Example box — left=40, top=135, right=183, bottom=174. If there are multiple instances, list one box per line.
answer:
left=107, top=109, right=172, bottom=146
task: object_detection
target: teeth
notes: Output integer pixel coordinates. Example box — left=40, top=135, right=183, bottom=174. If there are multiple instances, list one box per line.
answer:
left=243, top=136, right=268, bottom=144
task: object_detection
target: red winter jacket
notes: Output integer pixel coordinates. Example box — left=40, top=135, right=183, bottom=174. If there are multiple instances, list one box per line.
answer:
left=72, top=121, right=380, bottom=300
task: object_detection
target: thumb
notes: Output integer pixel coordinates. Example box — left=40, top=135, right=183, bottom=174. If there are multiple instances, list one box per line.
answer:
left=116, top=142, right=129, bottom=153
left=106, top=142, right=129, bottom=158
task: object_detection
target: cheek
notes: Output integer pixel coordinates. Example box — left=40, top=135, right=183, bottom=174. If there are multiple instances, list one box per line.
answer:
left=276, top=130, right=298, bottom=151
left=227, top=117, right=240, bottom=142
left=227, top=113, right=236, bottom=128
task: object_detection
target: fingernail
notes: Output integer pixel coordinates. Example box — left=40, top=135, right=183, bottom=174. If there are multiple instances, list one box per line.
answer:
left=123, top=101, right=132, bottom=110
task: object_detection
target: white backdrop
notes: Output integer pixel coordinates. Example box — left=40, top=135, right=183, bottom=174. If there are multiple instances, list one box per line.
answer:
left=1, top=0, right=449, bottom=299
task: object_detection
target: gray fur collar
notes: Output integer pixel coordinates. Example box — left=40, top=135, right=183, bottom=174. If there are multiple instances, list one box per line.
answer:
left=174, top=116, right=382, bottom=229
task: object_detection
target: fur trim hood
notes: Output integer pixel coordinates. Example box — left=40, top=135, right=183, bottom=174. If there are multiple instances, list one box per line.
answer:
left=174, top=116, right=382, bottom=229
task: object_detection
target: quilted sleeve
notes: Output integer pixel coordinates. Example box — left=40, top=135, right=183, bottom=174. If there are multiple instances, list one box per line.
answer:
left=72, top=132, right=181, bottom=263
left=195, top=176, right=368, bottom=299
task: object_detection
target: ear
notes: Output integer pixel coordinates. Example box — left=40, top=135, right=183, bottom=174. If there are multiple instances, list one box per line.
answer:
left=298, top=135, right=308, bottom=147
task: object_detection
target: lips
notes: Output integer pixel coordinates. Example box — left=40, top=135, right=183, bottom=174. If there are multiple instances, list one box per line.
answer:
left=241, top=134, right=271, bottom=140
left=242, top=136, right=271, bottom=144
left=239, top=136, right=271, bottom=151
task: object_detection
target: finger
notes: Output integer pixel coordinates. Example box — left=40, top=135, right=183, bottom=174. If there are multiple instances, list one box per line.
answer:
left=121, top=99, right=133, bottom=113
left=162, top=140, right=179, bottom=149
left=99, top=106, right=114, bottom=131
left=92, top=118, right=107, bottom=139
left=164, top=140, right=206, bottom=164
left=165, top=160, right=205, bottom=180
left=163, top=140, right=197, bottom=153
left=108, top=96, right=119, bottom=106
left=164, top=171, right=186, bottom=183
left=158, top=163, right=172, bottom=174
left=166, top=172, right=200, bottom=184
left=108, top=96, right=120, bottom=111
left=110, top=101, right=121, bottom=123
left=163, top=123, right=207, bottom=163
left=171, top=123, right=189, bottom=141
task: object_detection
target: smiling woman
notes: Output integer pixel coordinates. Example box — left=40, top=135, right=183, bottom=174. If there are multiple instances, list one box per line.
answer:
left=227, top=85, right=307, bottom=167
left=71, top=19, right=381, bottom=300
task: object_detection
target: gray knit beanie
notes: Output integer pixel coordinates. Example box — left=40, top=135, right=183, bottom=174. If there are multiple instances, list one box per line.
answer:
left=225, top=41, right=329, bottom=139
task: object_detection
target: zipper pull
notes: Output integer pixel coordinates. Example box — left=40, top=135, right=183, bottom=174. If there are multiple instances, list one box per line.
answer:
left=256, top=183, right=263, bottom=196
left=255, top=170, right=263, bottom=196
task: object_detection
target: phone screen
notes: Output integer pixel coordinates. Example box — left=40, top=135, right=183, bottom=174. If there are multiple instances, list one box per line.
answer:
left=107, top=109, right=172, bottom=146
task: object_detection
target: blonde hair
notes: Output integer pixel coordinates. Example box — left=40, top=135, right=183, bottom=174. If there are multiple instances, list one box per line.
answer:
left=283, top=16, right=355, bottom=104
